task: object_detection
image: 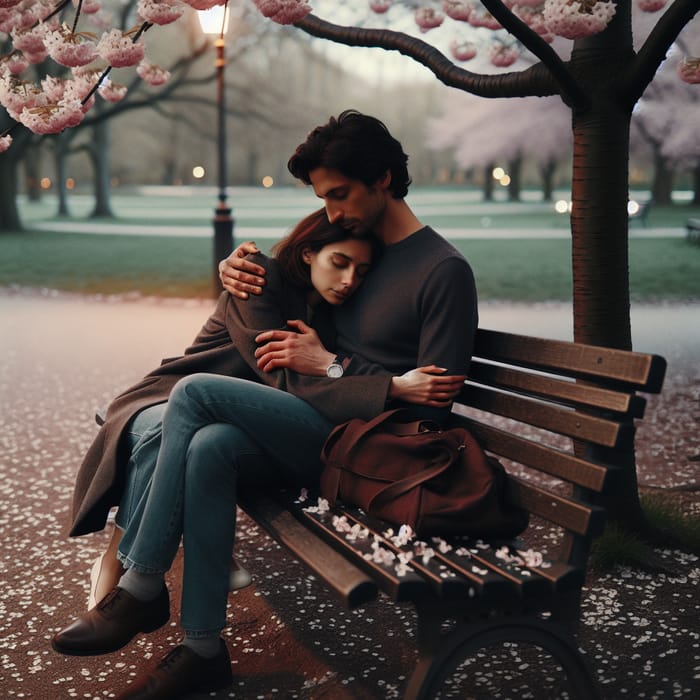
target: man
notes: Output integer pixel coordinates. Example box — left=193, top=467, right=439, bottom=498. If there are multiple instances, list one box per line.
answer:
left=222, top=110, right=478, bottom=426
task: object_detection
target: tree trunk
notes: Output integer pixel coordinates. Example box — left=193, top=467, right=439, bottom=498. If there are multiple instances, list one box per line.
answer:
left=90, top=117, right=114, bottom=218
left=570, top=102, right=632, bottom=350
left=507, top=155, right=522, bottom=202
left=54, top=137, right=71, bottom=217
left=691, top=163, right=700, bottom=205
left=24, top=146, right=41, bottom=202
left=0, top=154, right=23, bottom=232
left=540, top=159, right=556, bottom=202
left=650, top=149, right=674, bottom=205
left=482, top=162, right=494, bottom=201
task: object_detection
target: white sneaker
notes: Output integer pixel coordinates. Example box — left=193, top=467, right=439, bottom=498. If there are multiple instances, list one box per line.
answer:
left=229, top=559, right=252, bottom=590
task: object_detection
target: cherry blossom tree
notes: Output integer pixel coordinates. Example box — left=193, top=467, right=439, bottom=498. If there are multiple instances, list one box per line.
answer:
left=427, top=91, right=571, bottom=200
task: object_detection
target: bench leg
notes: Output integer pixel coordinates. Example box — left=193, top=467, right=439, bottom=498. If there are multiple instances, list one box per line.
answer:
left=405, top=605, right=602, bottom=700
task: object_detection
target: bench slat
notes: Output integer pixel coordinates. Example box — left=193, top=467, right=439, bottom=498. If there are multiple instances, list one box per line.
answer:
left=475, top=329, right=666, bottom=392
left=451, top=417, right=611, bottom=492
left=297, top=504, right=430, bottom=602
left=468, top=360, right=646, bottom=417
left=506, top=477, right=607, bottom=536
left=459, top=384, right=628, bottom=448
left=239, top=496, right=378, bottom=609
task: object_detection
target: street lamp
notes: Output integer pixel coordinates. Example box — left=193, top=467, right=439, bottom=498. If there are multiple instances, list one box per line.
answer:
left=198, top=3, right=234, bottom=295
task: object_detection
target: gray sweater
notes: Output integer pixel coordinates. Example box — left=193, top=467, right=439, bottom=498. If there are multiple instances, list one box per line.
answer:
left=335, top=226, right=478, bottom=422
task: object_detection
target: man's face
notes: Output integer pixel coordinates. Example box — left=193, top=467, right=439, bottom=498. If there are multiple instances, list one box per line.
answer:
left=308, top=167, right=387, bottom=237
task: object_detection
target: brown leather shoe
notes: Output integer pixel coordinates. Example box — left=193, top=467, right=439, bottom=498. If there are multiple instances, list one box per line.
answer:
left=51, top=586, right=169, bottom=656
left=115, top=641, right=233, bottom=699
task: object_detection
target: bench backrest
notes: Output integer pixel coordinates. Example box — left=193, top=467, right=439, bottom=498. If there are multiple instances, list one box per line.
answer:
left=450, top=328, right=666, bottom=572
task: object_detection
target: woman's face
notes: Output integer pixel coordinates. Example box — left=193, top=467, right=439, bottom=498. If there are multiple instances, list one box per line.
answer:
left=303, top=238, right=373, bottom=306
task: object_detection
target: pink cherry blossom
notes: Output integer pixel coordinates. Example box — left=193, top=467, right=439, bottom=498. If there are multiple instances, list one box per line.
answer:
left=11, top=23, right=50, bottom=56
left=514, top=6, right=554, bottom=41
left=0, top=134, right=13, bottom=153
left=677, top=57, right=700, bottom=85
left=2, top=53, right=28, bottom=74
left=98, top=79, right=127, bottom=102
left=253, top=0, right=312, bottom=24
left=637, top=0, right=667, bottom=11
left=137, top=60, right=171, bottom=86
left=137, top=0, right=184, bottom=26
left=449, top=39, right=477, bottom=61
left=544, top=0, right=616, bottom=40
left=19, top=97, right=85, bottom=134
left=442, top=0, right=471, bottom=22
left=44, top=26, right=99, bottom=68
left=41, top=75, right=68, bottom=102
left=468, top=7, right=502, bottom=30
left=0, top=76, right=43, bottom=120
left=0, top=0, right=22, bottom=8
left=490, top=43, right=519, bottom=67
left=369, top=0, right=392, bottom=13
left=415, top=7, right=445, bottom=32
left=97, top=28, right=146, bottom=67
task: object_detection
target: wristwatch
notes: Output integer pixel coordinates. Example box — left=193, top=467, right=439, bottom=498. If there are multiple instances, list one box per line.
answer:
left=326, top=356, right=344, bottom=378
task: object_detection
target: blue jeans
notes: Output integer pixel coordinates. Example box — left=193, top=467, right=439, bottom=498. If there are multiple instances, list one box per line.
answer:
left=116, top=374, right=333, bottom=633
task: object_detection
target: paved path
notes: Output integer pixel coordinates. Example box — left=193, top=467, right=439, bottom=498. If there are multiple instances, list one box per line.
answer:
left=1, top=292, right=698, bottom=699
left=30, top=220, right=685, bottom=239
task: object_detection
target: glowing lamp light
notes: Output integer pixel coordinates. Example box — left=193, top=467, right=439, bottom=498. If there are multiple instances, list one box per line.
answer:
left=555, top=199, right=572, bottom=214
left=627, top=200, right=640, bottom=215
left=262, top=175, right=274, bottom=188
left=192, top=165, right=206, bottom=179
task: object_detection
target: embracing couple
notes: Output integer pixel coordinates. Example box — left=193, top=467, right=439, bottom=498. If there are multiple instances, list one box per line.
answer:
left=51, top=110, right=478, bottom=699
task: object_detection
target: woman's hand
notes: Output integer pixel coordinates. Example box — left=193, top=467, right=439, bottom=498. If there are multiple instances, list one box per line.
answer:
left=389, top=365, right=467, bottom=406
left=219, top=241, right=266, bottom=299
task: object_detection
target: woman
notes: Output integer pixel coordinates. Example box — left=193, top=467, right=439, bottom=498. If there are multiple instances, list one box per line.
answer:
left=55, top=209, right=465, bottom=697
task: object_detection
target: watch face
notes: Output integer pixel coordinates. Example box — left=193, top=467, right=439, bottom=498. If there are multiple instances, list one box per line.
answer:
left=326, top=363, right=344, bottom=378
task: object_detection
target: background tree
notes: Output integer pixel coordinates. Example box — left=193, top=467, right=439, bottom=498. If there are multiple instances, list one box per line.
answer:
left=427, top=91, right=571, bottom=200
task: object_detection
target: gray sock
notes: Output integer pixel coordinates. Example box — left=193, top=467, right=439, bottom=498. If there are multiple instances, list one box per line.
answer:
left=118, top=568, right=164, bottom=602
left=182, top=632, right=222, bottom=659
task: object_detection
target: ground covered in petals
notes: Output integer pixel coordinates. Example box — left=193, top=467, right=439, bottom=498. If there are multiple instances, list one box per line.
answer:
left=1, top=292, right=697, bottom=699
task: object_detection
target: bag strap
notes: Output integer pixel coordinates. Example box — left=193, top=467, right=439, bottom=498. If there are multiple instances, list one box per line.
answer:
left=368, top=444, right=457, bottom=512
left=323, top=409, right=408, bottom=466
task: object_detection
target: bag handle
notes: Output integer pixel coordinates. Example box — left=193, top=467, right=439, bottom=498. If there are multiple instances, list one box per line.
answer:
left=368, top=443, right=457, bottom=512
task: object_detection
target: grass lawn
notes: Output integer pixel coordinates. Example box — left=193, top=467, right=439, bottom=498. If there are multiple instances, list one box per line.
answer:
left=2, top=230, right=698, bottom=301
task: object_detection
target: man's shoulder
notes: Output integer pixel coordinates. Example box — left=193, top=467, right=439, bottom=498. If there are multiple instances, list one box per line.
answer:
left=404, top=227, right=470, bottom=275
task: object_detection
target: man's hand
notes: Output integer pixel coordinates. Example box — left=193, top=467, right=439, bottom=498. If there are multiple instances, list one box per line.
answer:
left=254, top=320, right=335, bottom=375
left=389, top=366, right=467, bottom=406
left=219, top=241, right=266, bottom=299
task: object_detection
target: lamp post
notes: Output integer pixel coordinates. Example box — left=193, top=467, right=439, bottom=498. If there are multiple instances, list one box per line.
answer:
left=198, top=3, right=233, bottom=296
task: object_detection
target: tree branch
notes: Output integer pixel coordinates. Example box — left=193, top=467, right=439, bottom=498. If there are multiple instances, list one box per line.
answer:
left=479, top=0, right=589, bottom=109
left=293, top=13, right=561, bottom=100
left=629, top=0, right=700, bottom=103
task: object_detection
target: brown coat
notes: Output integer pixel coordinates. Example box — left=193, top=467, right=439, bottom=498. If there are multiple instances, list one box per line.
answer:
left=70, top=254, right=391, bottom=537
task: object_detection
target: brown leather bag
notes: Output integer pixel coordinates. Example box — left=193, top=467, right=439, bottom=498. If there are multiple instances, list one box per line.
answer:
left=320, top=410, right=528, bottom=538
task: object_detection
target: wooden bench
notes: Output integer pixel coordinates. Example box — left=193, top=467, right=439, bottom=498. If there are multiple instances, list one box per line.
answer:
left=240, top=328, right=666, bottom=699
left=686, top=217, right=700, bottom=244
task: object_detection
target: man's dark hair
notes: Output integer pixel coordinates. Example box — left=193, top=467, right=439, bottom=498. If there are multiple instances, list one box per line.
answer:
left=287, top=110, right=411, bottom=199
